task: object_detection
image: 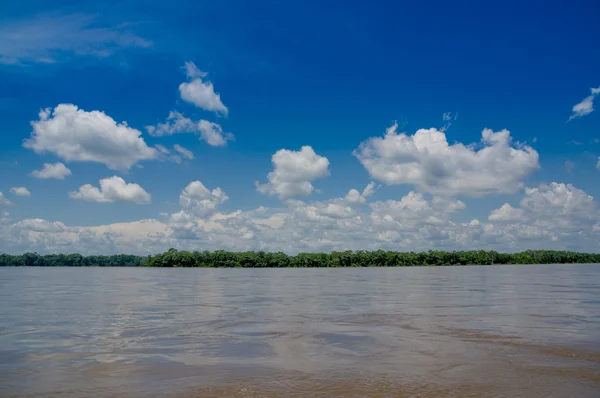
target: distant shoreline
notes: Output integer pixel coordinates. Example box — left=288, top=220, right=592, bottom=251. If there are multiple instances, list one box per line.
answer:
left=1, top=249, right=599, bottom=267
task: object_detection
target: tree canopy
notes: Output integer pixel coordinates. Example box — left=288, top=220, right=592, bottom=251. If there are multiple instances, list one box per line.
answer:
left=1, top=249, right=599, bottom=267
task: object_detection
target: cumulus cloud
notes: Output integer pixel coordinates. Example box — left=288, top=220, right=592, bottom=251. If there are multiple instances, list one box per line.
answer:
left=0, top=211, right=10, bottom=224
left=257, top=146, right=330, bottom=199
left=370, top=192, right=466, bottom=229
left=0, top=217, right=169, bottom=255
left=568, top=86, right=600, bottom=121
left=489, top=182, right=597, bottom=234
left=146, top=111, right=233, bottom=146
left=520, top=183, right=597, bottom=221
left=25, top=104, right=158, bottom=171
left=173, top=144, right=194, bottom=160
left=14, top=219, right=67, bottom=232
left=164, top=181, right=232, bottom=241
left=10, top=187, right=31, bottom=197
left=179, top=62, right=228, bottom=115
left=69, top=176, right=152, bottom=204
left=0, top=192, right=13, bottom=206
left=256, top=191, right=467, bottom=252
left=344, top=182, right=377, bottom=204
left=482, top=182, right=600, bottom=249
left=30, top=162, right=72, bottom=179
left=167, top=211, right=203, bottom=240
left=179, top=181, right=228, bottom=217
left=354, top=123, right=539, bottom=197
left=284, top=183, right=379, bottom=224
left=488, top=203, right=525, bottom=222
left=2, top=180, right=600, bottom=255
left=285, top=200, right=355, bottom=224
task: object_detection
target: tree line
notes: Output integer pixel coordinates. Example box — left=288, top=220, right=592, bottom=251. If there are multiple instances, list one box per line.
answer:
left=0, top=253, right=144, bottom=267
left=1, top=249, right=599, bottom=267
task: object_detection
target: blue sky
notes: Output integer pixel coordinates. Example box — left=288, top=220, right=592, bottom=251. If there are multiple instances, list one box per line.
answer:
left=0, top=0, right=599, bottom=254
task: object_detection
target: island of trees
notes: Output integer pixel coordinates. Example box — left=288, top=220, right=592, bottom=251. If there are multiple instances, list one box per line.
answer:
left=1, top=249, right=599, bottom=267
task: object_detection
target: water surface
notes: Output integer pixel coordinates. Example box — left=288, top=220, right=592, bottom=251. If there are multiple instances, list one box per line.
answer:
left=1, top=264, right=599, bottom=397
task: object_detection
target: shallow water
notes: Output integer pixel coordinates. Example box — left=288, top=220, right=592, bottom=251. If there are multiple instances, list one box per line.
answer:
left=0, top=264, right=599, bottom=397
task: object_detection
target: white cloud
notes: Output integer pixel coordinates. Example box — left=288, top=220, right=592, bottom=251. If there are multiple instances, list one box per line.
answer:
left=146, top=111, right=233, bottom=146
left=344, top=182, right=377, bottom=204
left=370, top=192, right=465, bottom=229
left=0, top=13, right=152, bottom=65
left=488, top=203, right=525, bottom=222
left=354, top=123, right=539, bottom=197
left=31, top=162, right=72, bottom=179
left=194, top=120, right=232, bottom=146
left=597, top=157, right=600, bottom=170
left=179, top=181, right=228, bottom=217
left=25, top=104, right=158, bottom=171
left=183, top=62, right=207, bottom=78
left=69, top=176, right=152, bottom=204
left=2, top=180, right=600, bottom=255
left=286, top=199, right=356, bottom=223
left=0, top=192, right=13, bottom=206
left=168, top=156, right=182, bottom=165
left=179, top=62, right=228, bottom=115
left=283, top=183, right=378, bottom=224
left=362, top=181, right=377, bottom=197
left=568, top=86, right=600, bottom=121
left=10, top=187, right=31, bottom=197
left=520, top=183, right=596, bottom=221
left=168, top=210, right=201, bottom=240
left=14, top=219, right=67, bottom=232
left=173, top=144, right=194, bottom=160
left=0, top=217, right=169, bottom=255
left=484, top=183, right=599, bottom=249
left=154, top=144, right=192, bottom=164
left=155, top=144, right=170, bottom=154
left=257, top=146, right=330, bottom=199
left=263, top=191, right=468, bottom=252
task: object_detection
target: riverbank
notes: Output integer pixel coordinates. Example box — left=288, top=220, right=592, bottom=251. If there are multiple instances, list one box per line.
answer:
left=1, top=249, right=599, bottom=267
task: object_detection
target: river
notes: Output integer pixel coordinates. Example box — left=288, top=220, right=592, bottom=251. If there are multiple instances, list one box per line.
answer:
left=1, top=264, right=599, bottom=397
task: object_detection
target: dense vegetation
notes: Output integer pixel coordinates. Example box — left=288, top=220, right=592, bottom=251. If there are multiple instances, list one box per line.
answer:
left=1, top=249, right=600, bottom=267
left=0, top=253, right=144, bottom=267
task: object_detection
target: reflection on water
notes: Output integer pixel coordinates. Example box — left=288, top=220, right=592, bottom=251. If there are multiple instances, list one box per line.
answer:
left=0, top=264, right=599, bottom=397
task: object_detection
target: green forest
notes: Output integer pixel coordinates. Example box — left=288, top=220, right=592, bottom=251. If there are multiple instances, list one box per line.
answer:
left=1, top=249, right=600, bottom=267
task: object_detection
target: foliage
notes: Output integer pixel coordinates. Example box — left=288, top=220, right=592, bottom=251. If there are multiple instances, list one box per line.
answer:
left=0, top=253, right=144, bottom=267
left=1, top=249, right=599, bottom=267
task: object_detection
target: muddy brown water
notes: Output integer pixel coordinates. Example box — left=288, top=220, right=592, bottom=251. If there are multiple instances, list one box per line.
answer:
left=1, top=265, right=599, bottom=397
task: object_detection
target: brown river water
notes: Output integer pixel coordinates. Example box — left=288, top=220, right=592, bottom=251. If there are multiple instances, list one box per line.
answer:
left=0, top=265, right=599, bottom=397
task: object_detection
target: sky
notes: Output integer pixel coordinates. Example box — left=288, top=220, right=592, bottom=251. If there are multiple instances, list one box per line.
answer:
left=0, top=0, right=599, bottom=255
